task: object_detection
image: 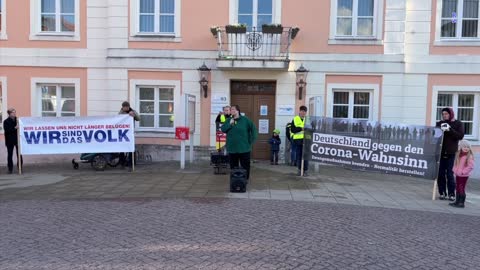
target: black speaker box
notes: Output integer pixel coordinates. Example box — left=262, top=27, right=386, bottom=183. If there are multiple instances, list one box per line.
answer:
left=230, top=168, right=247, bottom=193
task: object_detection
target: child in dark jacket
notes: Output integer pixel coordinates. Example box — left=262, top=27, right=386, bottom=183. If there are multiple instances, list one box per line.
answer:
left=269, top=129, right=281, bottom=165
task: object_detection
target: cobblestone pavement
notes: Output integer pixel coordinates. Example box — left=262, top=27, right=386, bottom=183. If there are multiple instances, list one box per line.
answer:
left=1, top=198, right=480, bottom=270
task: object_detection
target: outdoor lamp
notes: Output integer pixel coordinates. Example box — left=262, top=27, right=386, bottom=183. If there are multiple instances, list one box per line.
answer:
left=198, top=63, right=211, bottom=98
left=295, top=64, right=308, bottom=100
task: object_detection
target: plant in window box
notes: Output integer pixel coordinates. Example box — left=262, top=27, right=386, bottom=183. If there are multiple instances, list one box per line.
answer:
left=225, top=24, right=247, bottom=34
left=210, top=26, right=221, bottom=37
left=262, top=24, right=283, bottom=34
left=290, top=26, right=300, bottom=39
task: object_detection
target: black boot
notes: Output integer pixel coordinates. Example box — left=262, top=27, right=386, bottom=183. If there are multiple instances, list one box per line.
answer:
left=449, top=195, right=460, bottom=206
left=453, top=194, right=465, bottom=208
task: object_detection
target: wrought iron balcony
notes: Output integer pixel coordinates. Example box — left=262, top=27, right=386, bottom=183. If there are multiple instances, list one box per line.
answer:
left=211, top=26, right=299, bottom=68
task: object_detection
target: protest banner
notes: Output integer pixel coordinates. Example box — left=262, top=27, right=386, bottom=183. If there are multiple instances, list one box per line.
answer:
left=304, top=117, right=443, bottom=180
left=19, top=115, right=135, bottom=155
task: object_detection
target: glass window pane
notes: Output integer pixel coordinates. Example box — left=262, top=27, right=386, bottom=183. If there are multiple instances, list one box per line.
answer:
left=140, top=88, right=155, bottom=100
left=42, top=100, right=56, bottom=112
left=436, top=108, right=444, bottom=121
left=463, top=0, right=479, bottom=18
left=160, top=15, right=174, bottom=33
left=140, top=15, right=154, bottom=32
left=42, top=86, right=56, bottom=99
left=159, top=102, right=174, bottom=114
left=61, top=100, right=75, bottom=112
left=462, top=20, right=478, bottom=37
left=338, top=0, right=353, bottom=16
left=333, top=105, right=349, bottom=118
left=238, top=15, right=253, bottom=28
left=442, top=0, right=458, bottom=17
left=159, top=88, right=174, bottom=100
left=337, top=18, right=353, bottom=35
left=354, top=92, right=370, bottom=105
left=257, top=15, right=273, bottom=29
left=258, top=0, right=273, bottom=14
left=353, top=106, right=369, bottom=119
left=463, top=122, right=473, bottom=135
left=159, top=115, right=174, bottom=128
left=437, top=94, right=453, bottom=106
left=358, top=0, right=374, bottom=16
left=140, top=0, right=155, bottom=13
left=41, top=0, right=56, bottom=13
left=357, top=18, right=373, bottom=35
left=239, top=0, right=253, bottom=13
left=458, top=94, right=474, bottom=107
left=458, top=108, right=474, bottom=121
left=140, top=115, right=154, bottom=127
left=139, top=101, right=154, bottom=113
left=61, top=87, right=75, bottom=98
left=61, top=15, right=75, bottom=32
left=334, top=92, right=349, bottom=104
left=61, top=113, right=75, bottom=117
left=41, top=15, right=56, bottom=31
left=160, top=0, right=174, bottom=13
left=441, top=20, right=456, bottom=37
left=61, top=0, right=75, bottom=13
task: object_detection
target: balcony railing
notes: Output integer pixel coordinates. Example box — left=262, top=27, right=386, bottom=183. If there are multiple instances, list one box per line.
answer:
left=212, top=26, right=298, bottom=61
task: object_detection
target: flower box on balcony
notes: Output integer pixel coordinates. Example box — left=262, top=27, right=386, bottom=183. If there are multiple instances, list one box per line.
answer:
left=225, top=24, right=247, bottom=34
left=262, top=24, right=283, bottom=34
left=210, top=26, right=220, bottom=37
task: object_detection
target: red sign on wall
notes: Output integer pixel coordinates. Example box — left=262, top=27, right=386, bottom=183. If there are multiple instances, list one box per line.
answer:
left=175, top=126, right=190, bottom=140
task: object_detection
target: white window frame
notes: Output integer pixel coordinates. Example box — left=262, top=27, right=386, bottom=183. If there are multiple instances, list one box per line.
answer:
left=327, top=83, right=379, bottom=121
left=129, top=79, right=180, bottom=133
left=435, top=0, right=480, bottom=45
left=31, top=78, right=80, bottom=117
left=0, top=0, right=7, bottom=40
left=130, top=0, right=181, bottom=41
left=30, top=0, right=80, bottom=41
left=329, top=0, right=384, bottom=44
left=229, top=0, right=281, bottom=26
left=0, top=76, right=7, bottom=133
left=432, top=86, right=480, bottom=139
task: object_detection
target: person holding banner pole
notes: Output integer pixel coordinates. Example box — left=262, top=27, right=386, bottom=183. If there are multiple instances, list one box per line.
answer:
left=436, top=107, right=464, bottom=201
left=119, top=101, right=140, bottom=172
left=3, top=108, right=23, bottom=174
left=291, top=106, right=308, bottom=177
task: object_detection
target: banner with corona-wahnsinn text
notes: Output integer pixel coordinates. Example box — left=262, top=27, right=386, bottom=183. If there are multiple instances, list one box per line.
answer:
left=304, top=117, right=443, bottom=180
left=19, top=115, right=135, bottom=155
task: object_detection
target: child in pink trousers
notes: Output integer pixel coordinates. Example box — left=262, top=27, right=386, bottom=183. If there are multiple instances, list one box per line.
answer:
left=450, top=140, right=475, bottom=208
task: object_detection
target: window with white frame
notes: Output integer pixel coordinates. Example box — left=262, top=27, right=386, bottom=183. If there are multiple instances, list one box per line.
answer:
left=238, top=0, right=273, bottom=31
left=40, top=0, right=75, bottom=33
left=436, top=93, right=477, bottom=137
left=440, top=0, right=480, bottom=39
left=332, top=90, right=372, bottom=119
left=137, top=87, right=174, bottom=130
left=138, top=0, right=176, bottom=34
left=39, top=85, right=76, bottom=117
left=333, top=0, right=380, bottom=38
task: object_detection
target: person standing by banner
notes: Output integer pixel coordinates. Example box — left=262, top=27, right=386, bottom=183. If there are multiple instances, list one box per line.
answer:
left=119, top=101, right=140, bottom=171
left=221, top=105, right=258, bottom=180
left=450, top=140, right=475, bottom=208
left=3, top=108, right=23, bottom=174
left=215, top=106, right=231, bottom=130
left=436, top=107, right=464, bottom=201
left=291, top=106, right=308, bottom=176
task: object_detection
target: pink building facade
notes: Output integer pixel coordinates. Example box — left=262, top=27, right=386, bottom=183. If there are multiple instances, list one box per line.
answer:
left=1, top=0, right=480, bottom=175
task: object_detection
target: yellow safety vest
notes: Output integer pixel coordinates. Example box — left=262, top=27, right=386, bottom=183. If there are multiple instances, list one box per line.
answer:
left=220, top=114, right=226, bottom=123
left=292, top=116, right=305, bottom=140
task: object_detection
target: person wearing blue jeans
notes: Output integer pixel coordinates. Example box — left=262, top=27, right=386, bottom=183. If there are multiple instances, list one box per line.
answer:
left=290, top=106, right=309, bottom=176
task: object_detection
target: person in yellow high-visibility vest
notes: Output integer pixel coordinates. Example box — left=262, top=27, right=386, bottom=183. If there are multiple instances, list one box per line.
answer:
left=215, top=106, right=231, bottom=151
left=290, top=105, right=308, bottom=176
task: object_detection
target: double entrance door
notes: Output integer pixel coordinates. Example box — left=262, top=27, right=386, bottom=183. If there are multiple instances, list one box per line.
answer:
left=230, top=81, right=276, bottom=160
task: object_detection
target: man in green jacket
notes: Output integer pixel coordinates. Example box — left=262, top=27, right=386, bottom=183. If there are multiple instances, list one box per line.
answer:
left=221, top=105, right=258, bottom=180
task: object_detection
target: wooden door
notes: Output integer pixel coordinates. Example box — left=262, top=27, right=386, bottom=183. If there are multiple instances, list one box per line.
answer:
left=231, top=81, right=276, bottom=160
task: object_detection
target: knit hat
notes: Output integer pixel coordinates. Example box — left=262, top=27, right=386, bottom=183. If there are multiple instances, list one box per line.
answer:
left=273, top=129, right=280, bottom=134
left=441, top=107, right=455, bottom=121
